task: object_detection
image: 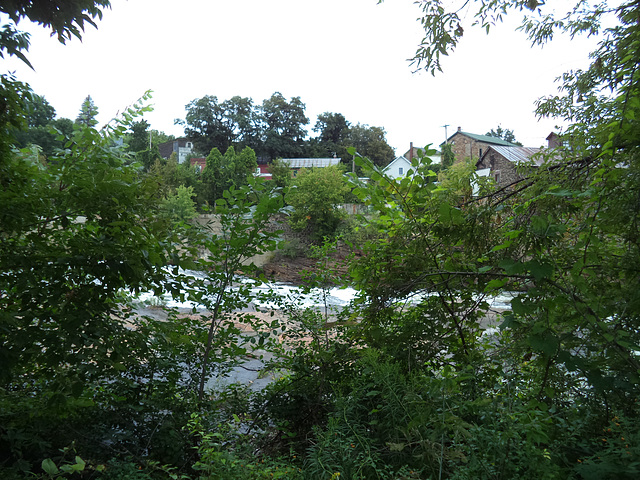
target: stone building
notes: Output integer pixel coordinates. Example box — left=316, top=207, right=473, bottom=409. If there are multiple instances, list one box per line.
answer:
left=474, top=132, right=567, bottom=188
left=476, top=145, right=543, bottom=187
left=445, top=127, right=519, bottom=163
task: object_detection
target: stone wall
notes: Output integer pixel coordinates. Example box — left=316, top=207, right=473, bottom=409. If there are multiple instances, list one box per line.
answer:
left=449, top=135, right=495, bottom=164
left=476, top=153, right=520, bottom=187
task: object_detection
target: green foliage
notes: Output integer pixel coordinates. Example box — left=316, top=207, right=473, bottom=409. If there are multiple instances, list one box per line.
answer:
left=178, top=94, right=397, bottom=163
left=75, top=94, right=99, bottom=127
left=285, top=165, right=350, bottom=241
left=1, top=1, right=111, bottom=45
left=0, top=73, right=31, bottom=164
left=5, top=1, right=640, bottom=479
left=23, top=93, right=55, bottom=127
left=191, top=175, right=283, bottom=401
left=128, top=119, right=150, bottom=152
left=188, top=414, right=302, bottom=479
left=201, top=146, right=258, bottom=205
left=180, top=93, right=308, bottom=160
left=313, top=111, right=351, bottom=160
left=277, top=238, right=306, bottom=259
left=261, top=92, right=310, bottom=160
left=267, top=157, right=293, bottom=191
left=440, top=142, right=455, bottom=169
left=347, top=123, right=395, bottom=168
left=149, top=154, right=201, bottom=200
left=160, top=185, right=198, bottom=222
left=11, top=93, right=75, bottom=158
left=181, top=95, right=240, bottom=155
left=485, top=125, right=522, bottom=146
left=0, top=94, right=206, bottom=475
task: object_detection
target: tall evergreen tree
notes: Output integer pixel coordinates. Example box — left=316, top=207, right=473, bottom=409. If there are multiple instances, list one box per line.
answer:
left=75, top=94, right=99, bottom=127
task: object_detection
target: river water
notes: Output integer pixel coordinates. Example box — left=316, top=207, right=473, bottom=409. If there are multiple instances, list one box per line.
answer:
left=132, top=271, right=515, bottom=392
left=134, top=269, right=514, bottom=313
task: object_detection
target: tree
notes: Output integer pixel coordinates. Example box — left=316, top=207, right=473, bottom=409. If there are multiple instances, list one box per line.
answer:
left=160, top=184, right=198, bottom=223
left=0, top=95, right=198, bottom=465
left=347, top=123, right=395, bottom=168
left=313, top=112, right=351, bottom=159
left=285, top=165, right=350, bottom=241
left=268, top=157, right=293, bottom=191
left=223, top=95, right=262, bottom=151
left=11, top=93, right=74, bottom=158
left=316, top=1, right=640, bottom=476
left=75, top=94, right=99, bottom=127
left=0, top=1, right=111, bottom=45
left=193, top=176, right=283, bottom=401
left=261, top=92, right=309, bottom=159
left=127, top=119, right=149, bottom=153
left=201, top=146, right=258, bottom=205
left=126, top=119, right=162, bottom=169
left=0, top=0, right=109, bottom=161
left=440, top=141, right=455, bottom=169
left=314, top=112, right=350, bottom=145
left=485, top=125, right=522, bottom=145
left=180, top=95, right=235, bottom=154
left=179, top=95, right=262, bottom=156
left=23, top=93, right=55, bottom=127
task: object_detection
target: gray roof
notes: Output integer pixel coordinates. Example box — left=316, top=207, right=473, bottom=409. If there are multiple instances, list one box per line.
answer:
left=484, top=146, right=543, bottom=166
left=282, top=158, right=341, bottom=168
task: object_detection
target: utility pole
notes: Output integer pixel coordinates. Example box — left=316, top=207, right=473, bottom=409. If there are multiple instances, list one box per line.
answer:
left=442, top=124, right=450, bottom=144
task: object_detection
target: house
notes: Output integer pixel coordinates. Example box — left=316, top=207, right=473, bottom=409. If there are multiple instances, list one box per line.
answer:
left=474, top=132, right=570, bottom=188
left=158, top=138, right=194, bottom=164
left=476, top=145, right=542, bottom=187
left=445, top=127, right=519, bottom=163
left=384, top=156, right=413, bottom=179
left=403, top=142, right=442, bottom=165
left=257, top=158, right=342, bottom=180
left=384, top=143, right=441, bottom=179
left=190, top=157, right=206, bottom=172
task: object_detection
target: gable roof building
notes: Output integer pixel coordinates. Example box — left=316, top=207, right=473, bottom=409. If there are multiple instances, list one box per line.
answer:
left=158, top=138, right=194, bottom=164
left=445, top=127, right=519, bottom=164
left=384, top=156, right=413, bottom=179
left=403, top=142, right=442, bottom=165
left=476, top=145, right=542, bottom=187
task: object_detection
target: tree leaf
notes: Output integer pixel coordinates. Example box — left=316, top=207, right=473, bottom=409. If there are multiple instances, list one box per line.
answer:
left=42, top=458, right=59, bottom=475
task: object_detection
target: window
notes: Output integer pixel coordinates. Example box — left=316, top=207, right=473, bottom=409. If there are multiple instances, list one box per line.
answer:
left=494, top=170, right=501, bottom=184
left=398, top=167, right=404, bottom=175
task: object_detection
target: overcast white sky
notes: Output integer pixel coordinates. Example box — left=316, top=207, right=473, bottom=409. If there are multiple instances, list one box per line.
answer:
left=4, top=0, right=597, bottom=154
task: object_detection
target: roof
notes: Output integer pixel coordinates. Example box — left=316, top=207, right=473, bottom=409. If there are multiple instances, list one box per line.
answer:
left=403, top=146, right=441, bottom=158
left=158, top=138, right=192, bottom=159
left=448, top=131, right=519, bottom=147
left=282, top=158, right=341, bottom=168
left=384, top=156, right=412, bottom=170
left=480, top=146, right=543, bottom=166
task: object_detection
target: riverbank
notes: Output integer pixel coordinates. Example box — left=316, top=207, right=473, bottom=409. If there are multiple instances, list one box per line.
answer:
left=262, top=244, right=354, bottom=285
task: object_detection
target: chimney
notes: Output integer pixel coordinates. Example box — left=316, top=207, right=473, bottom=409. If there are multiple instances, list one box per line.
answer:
left=546, top=132, right=561, bottom=148
left=409, top=142, right=413, bottom=161
left=457, top=126, right=462, bottom=133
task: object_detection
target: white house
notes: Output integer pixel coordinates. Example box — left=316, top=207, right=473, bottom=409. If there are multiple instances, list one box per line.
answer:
left=384, top=156, right=413, bottom=179
left=384, top=150, right=441, bottom=179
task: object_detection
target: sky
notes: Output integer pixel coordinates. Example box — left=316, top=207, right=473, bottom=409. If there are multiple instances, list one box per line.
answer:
left=4, top=0, right=598, bottom=155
